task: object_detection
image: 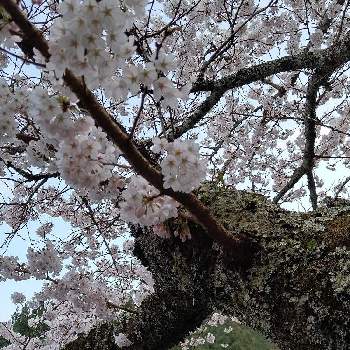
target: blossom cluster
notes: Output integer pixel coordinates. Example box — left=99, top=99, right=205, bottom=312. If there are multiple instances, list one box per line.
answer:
left=152, top=138, right=207, bottom=193
left=26, top=241, right=62, bottom=279
left=118, top=139, right=206, bottom=229
left=29, top=88, right=123, bottom=198
left=179, top=313, right=239, bottom=350
left=0, top=254, right=32, bottom=282
left=46, top=0, right=186, bottom=108
left=0, top=79, right=28, bottom=143
left=48, top=0, right=133, bottom=82
left=36, top=223, right=54, bottom=238
left=120, top=175, right=179, bottom=226
left=114, top=333, right=132, bottom=348
left=0, top=302, right=102, bottom=350
left=11, top=292, right=26, bottom=304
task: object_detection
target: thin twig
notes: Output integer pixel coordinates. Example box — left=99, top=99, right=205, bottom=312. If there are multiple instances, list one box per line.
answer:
left=129, top=91, right=146, bottom=140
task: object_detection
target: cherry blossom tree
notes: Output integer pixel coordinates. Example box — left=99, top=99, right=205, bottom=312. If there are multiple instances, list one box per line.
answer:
left=0, top=0, right=350, bottom=349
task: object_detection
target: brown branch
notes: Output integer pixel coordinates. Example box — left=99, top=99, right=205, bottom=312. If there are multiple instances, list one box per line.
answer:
left=172, top=88, right=225, bottom=139
left=16, top=132, right=39, bottom=144
left=0, top=0, right=50, bottom=59
left=0, top=0, right=256, bottom=265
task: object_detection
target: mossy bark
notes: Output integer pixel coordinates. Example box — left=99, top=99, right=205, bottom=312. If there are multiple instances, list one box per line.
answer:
left=65, top=184, right=350, bottom=350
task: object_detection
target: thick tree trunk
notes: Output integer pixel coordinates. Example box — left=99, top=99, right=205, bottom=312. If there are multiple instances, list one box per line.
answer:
left=66, top=184, right=350, bottom=350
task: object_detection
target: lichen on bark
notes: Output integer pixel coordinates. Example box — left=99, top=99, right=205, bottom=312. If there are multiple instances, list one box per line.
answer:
left=65, top=183, right=350, bottom=350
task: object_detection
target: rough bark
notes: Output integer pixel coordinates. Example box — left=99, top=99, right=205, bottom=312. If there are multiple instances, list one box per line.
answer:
left=66, top=183, right=350, bottom=350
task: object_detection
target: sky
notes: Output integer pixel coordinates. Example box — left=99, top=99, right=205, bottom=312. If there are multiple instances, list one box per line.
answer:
left=0, top=205, right=70, bottom=321
left=0, top=279, right=43, bottom=322
left=0, top=222, right=43, bottom=321
left=0, top=217, right=62, bottom=321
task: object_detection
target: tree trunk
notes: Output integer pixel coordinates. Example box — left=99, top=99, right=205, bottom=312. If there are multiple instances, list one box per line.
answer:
left=66, top=183, right=350, bottom=350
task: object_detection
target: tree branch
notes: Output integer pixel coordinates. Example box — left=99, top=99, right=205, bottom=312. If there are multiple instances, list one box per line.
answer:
left=192, top=33, right=350, bottom=93
left=335, top=176, right=350, bottom=198
left=0, top=0, right=256, bottom=266
left=4, top=160, right=59, bottom=182
left=307, top=171, right=318, bottom=210
left=273, top=166, right=306, bottom=204
left=274, top=68, right=335, bottom=206
left=174, top=31, right=350, bottom=138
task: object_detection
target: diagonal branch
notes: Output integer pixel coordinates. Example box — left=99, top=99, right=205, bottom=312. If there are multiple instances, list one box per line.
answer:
left=0, top=0, right=50, bottom=58
left=335, top=176, right=350, bottom=198
left=64, top=70, right=255, bottom=262
left=273, top=166, right=306, bottom=204
left=0, top=0, right=256, bottom=265
left=172, top=88, right=225, bottom=139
